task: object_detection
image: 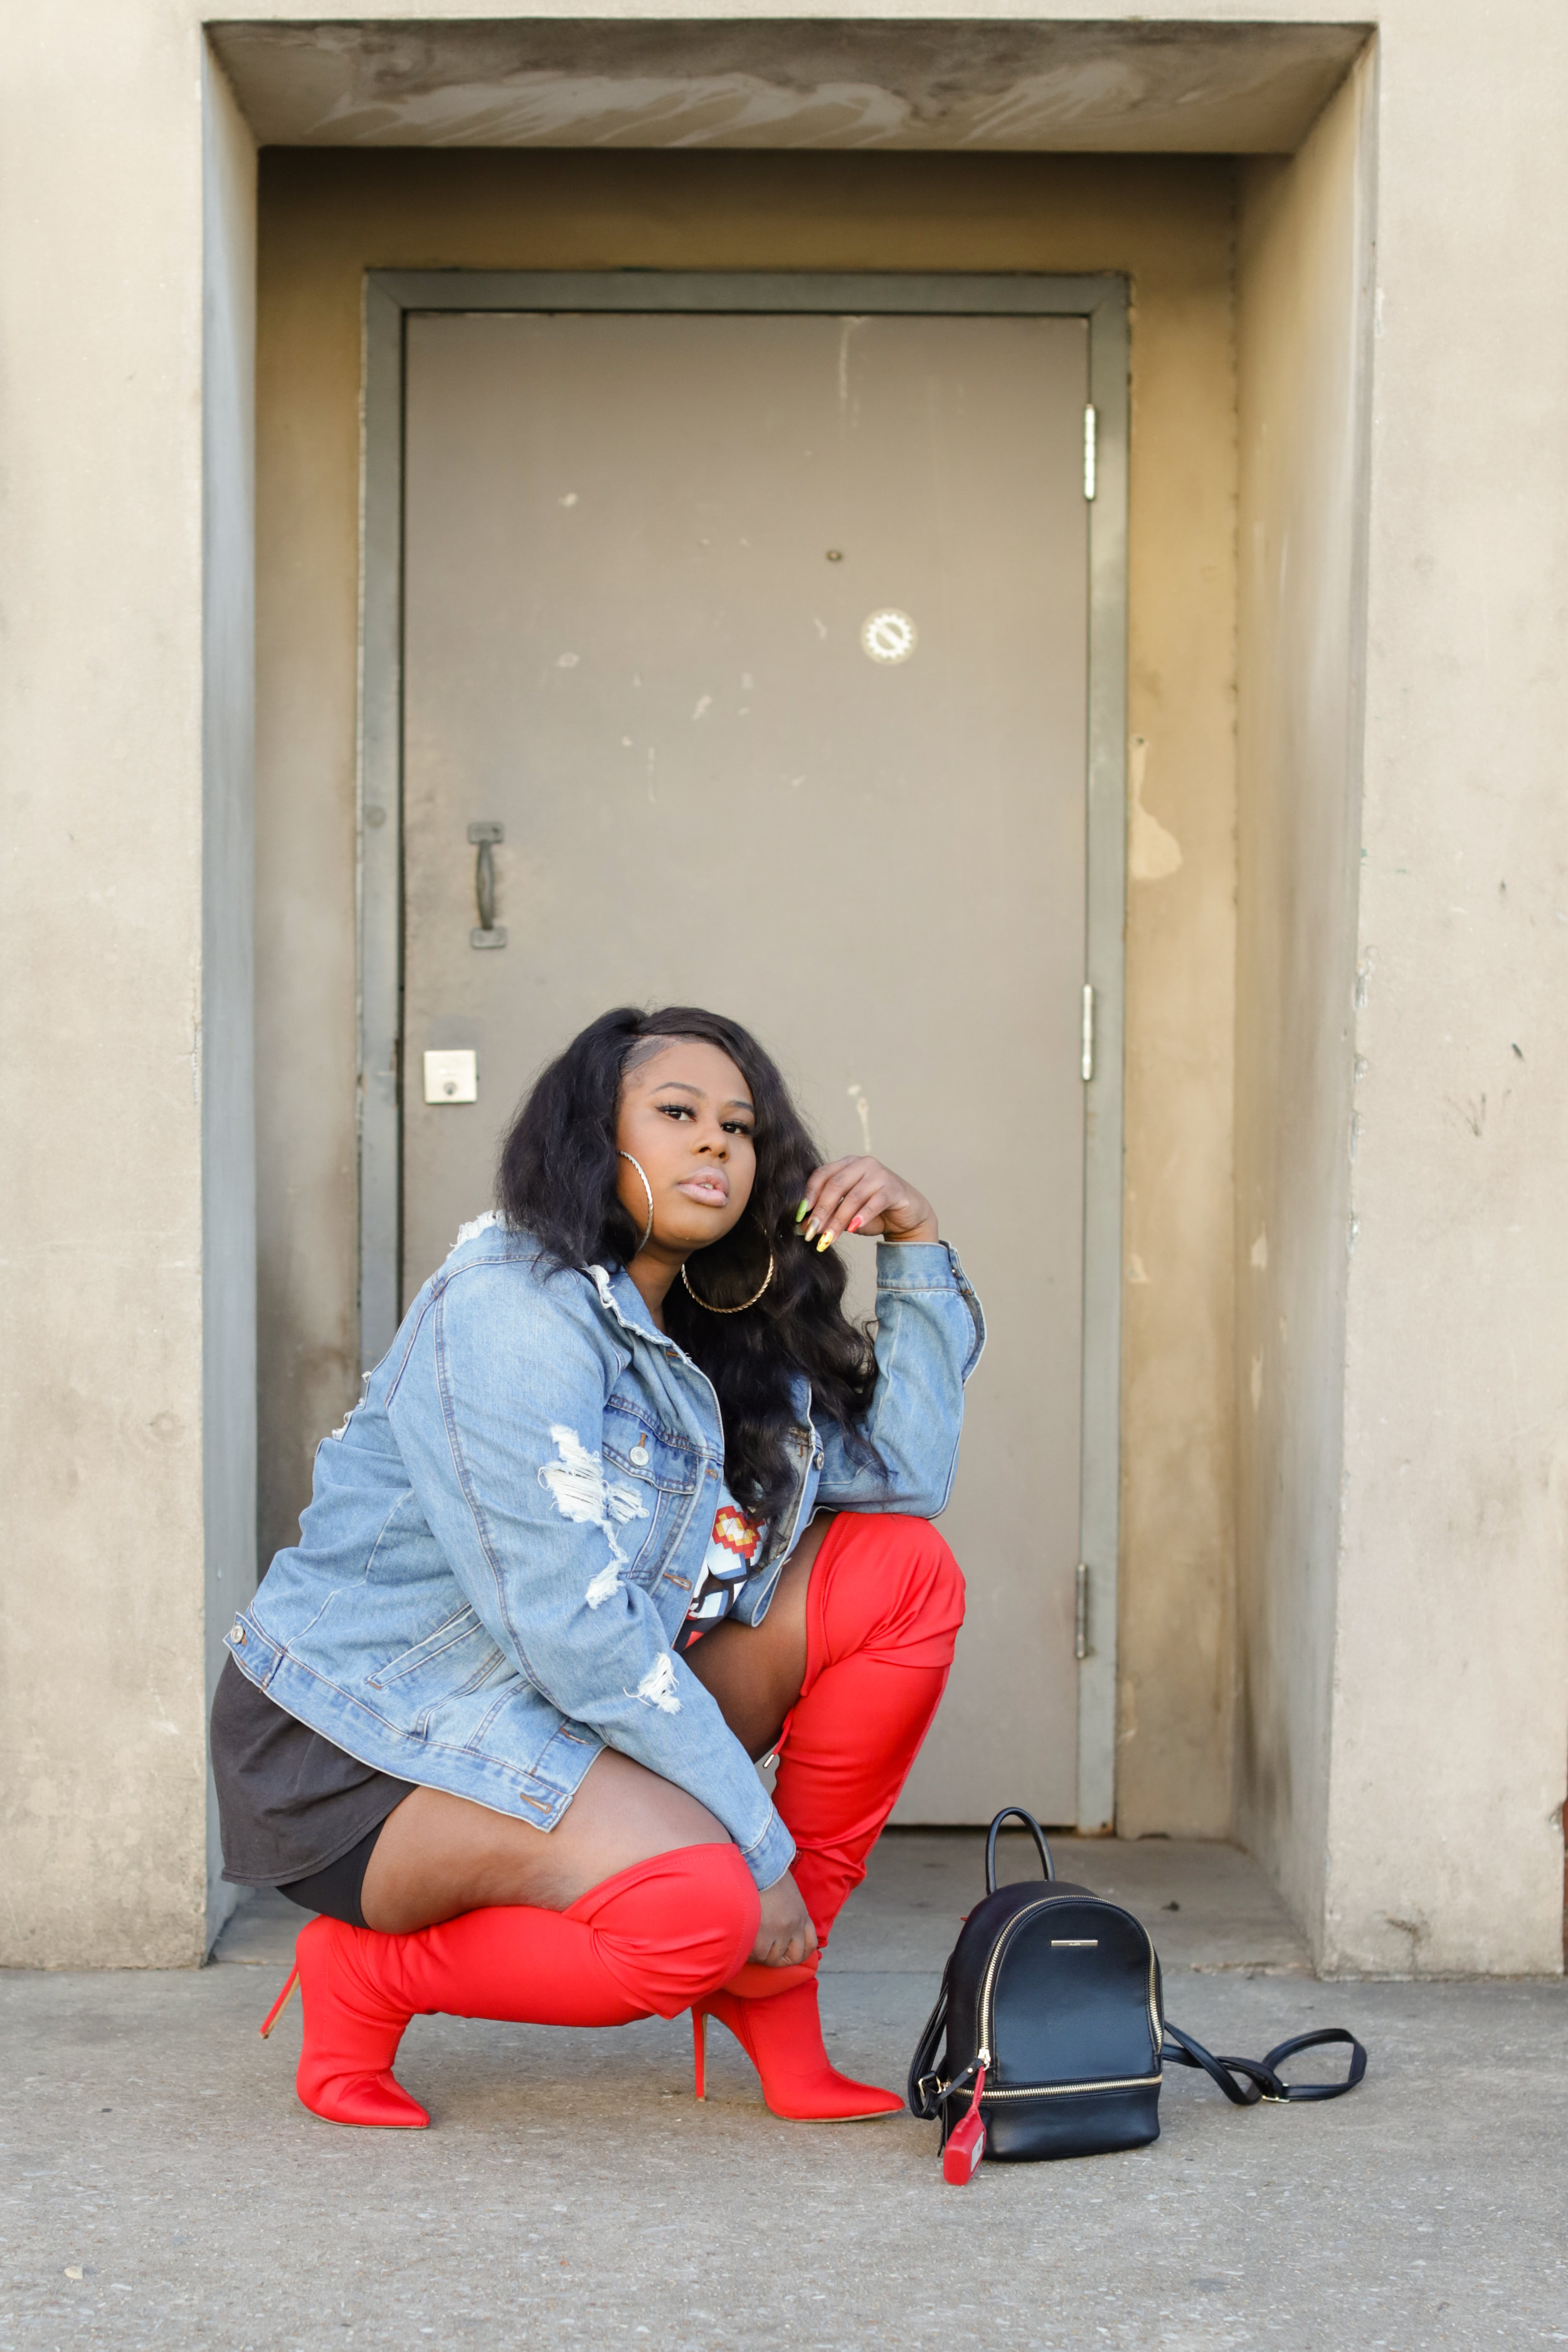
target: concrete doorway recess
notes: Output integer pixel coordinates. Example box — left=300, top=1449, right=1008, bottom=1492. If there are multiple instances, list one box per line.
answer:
left=357, top=262, right=1128, bottom=1835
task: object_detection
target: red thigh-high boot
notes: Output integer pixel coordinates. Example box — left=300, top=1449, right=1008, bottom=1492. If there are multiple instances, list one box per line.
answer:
left=263, top=1844, right=758, bottom=2128
left=693, top=1513, right=964, bottom=2121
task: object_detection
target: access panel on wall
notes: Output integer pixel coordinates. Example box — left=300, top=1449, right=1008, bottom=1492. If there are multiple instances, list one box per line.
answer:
left=399, top=307, right=1088, bottom=1823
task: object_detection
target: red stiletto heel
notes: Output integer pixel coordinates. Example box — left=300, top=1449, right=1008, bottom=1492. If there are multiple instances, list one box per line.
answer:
left=258, top=1965, right=299, bottom=2039
left=690, top=1980, right=903, bottom=2122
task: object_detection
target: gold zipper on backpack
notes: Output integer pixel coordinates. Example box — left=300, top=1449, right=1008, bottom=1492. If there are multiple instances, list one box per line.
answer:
left=979, top=2073, right=1162, bottom=2100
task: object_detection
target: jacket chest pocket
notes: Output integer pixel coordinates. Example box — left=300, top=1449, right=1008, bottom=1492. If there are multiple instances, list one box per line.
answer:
left=601, top=1394, right=703, bottom=1588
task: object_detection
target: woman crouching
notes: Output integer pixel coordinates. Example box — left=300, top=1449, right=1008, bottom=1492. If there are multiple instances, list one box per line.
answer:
left=213, top=1004, right=983, bottom=2126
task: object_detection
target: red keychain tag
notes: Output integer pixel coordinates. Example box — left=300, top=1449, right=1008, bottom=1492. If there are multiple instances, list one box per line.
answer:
left=942, top=2062, right=988, bottom=2185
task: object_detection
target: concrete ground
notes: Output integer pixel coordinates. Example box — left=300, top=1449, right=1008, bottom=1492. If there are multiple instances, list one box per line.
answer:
left=3, top=1831, right=1564, bottom=2351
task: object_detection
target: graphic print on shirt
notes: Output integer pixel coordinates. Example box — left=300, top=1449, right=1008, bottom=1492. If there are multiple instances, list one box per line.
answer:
left=675, top=1490, right=768, bottom=1650
left=537, top=1423, right=650, bottom=1606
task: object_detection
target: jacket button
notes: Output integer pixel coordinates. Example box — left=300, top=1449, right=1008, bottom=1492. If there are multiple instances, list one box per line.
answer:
left=230, top=1621, right=245, bottom=1645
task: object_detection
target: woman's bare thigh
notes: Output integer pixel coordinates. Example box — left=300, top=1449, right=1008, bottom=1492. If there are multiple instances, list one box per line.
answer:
left=359, top=1749, right=726, bottom=1934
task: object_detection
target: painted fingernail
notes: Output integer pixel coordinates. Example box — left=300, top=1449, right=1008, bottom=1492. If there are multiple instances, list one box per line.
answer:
left=804, top=1220, right=819, bottom=1242
left=795, top=1199, right=811, bottom=1223
left=847, top=1216, right=864, bottom=1234
left=817, top=1230, right=835, bottom=1252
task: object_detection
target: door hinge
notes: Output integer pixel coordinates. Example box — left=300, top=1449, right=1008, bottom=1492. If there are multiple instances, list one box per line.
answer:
left=1075, top=1562, right=1091, bottom=1661
left=1083, top=405, right=1098, bottom=501
left=1081, top=984, right=1094, bottom=1083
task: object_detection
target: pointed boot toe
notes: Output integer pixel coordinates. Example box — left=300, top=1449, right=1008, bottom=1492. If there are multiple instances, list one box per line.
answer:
left=300, top=2069, right=430, bottom=2130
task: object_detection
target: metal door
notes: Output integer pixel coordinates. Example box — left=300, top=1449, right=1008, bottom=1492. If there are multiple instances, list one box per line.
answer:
left=398, top=305, right=1090, bottom=1823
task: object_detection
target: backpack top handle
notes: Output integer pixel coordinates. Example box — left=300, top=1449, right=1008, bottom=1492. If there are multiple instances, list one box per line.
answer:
left=984, top=1806, right=1056, bottom=1893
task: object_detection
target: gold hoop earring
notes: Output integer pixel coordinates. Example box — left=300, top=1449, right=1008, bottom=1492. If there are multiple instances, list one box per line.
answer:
left=681, top=1251, right=775, bottom=1314
left=617, top=1151, right=655, bottom=1254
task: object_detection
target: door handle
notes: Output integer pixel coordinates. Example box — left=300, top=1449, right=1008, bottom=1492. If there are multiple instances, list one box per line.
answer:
left=468, top=821, right=506, bottom=949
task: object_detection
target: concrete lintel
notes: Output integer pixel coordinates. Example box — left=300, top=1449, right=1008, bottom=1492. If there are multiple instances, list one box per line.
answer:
left=208, top=18, right=1370, bottom=154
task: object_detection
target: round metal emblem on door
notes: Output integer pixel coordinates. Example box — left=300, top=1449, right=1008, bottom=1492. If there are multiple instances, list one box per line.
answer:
left=861, top=610, right=917, bottom=664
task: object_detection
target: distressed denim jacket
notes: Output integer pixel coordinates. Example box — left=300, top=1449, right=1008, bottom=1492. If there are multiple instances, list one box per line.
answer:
left=227, top=1222, right=985, bottom=1892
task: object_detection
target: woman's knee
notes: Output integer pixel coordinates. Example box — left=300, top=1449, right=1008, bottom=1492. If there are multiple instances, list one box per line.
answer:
left=827, top=1512, right=966, bottom=1636
left=574, top=1843, right=759, bottom=2012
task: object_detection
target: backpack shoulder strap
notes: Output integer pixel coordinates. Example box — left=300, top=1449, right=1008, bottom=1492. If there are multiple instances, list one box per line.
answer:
left=1162, top=2018, right=1367, bottom=2106
left=906, top=1966, right=951, bottom=2119
left=1260, top=2026, right=1371, bottom=2102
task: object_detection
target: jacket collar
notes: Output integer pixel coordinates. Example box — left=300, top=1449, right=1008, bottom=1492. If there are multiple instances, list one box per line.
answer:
left=585, top=1260, right=661, bottom=1341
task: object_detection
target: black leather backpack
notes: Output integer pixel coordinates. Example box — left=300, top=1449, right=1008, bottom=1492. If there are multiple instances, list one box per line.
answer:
left=908, top=1808, right=1366, bottom=2183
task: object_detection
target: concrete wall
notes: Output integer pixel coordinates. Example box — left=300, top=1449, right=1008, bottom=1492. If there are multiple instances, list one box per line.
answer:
left=1233, top=55, right=1375, bottom=1946
left=252, top=148, right=1241, bottom=1840
left=1237, top=19, right=1568, bottom=1976
left=0, top=13, right=254, bottom=1966
left=1322, top=21, right=1568, bottom=1975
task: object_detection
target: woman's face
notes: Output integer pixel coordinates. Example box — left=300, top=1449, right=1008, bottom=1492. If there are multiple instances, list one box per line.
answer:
left=614, top=1039, right=757, bottom=1258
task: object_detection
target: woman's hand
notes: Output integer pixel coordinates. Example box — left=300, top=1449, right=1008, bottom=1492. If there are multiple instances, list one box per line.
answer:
left=797, top=1158, right=938, bottom=1251
left=753, top=1870, right=819, bottom=1968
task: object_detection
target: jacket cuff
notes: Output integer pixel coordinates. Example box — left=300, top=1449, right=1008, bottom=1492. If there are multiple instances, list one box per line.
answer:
left=742, top=1804, right=798, bottom=1894
left=874, top=1237, right=972, bottom=1291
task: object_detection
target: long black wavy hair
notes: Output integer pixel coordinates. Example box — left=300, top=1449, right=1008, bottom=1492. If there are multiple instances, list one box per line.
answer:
left=497, top=1005, right=880, bottom=1520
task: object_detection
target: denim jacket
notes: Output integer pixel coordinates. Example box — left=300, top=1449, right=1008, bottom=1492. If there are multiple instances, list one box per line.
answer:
left=226, top=1222, right=984, bottom=1892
